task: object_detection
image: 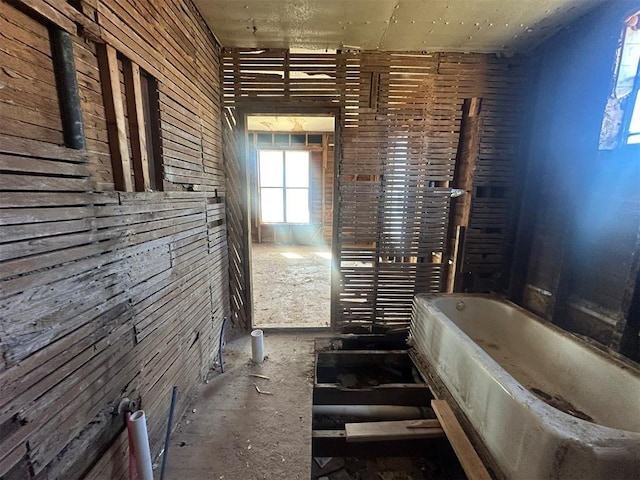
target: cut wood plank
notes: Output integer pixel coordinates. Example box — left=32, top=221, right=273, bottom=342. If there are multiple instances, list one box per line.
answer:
left=10, top=0, right=77, bottom=34
left=345, top=419, right=444, bottom=443
left=432, top=400, right=492, bottom=480
left=122, top=57, right=150, bottom=191
left=96, top=43, right=132, bottom=192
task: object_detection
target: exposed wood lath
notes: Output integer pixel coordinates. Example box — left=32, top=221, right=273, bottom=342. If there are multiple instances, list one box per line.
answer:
left=0, top=0, right=228, bottom=478
left=223, top=107, right=251, bottom=330
left=223, top=48, right=526, bottom=328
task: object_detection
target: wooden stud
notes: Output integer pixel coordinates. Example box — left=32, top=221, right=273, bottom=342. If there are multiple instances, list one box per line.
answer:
left=97, top=43, right=133, bottom=192
left=122, top=58, right=151, bottom=191
left=447, top=97, right=482, bottom=292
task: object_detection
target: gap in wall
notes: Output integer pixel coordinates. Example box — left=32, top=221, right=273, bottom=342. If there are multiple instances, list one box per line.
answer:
left=248, top=115, right=335, bottom=329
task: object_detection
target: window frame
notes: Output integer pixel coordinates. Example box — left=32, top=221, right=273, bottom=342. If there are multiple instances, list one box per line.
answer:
left=257, top=149, right=311, bottom=225
left=619, top=11, right=640, bottom=146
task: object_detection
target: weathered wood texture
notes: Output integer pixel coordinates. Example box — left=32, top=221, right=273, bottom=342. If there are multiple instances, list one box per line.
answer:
left=0, top=1, right=64, bottom=145
left=514, top=2, right=640, bottom=361
left=223, top=108, right=250, bottom=330
left=223, top=49, right=526, bottom=328
left=0, top=0, right=228, bottom=478
left=431, top=400, right=492, bottom=480
left=345, top=419, right=444, bottom=442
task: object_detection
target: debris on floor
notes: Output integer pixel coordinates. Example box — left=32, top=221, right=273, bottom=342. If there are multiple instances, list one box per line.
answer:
left=312, top=456, right=464, bottom=480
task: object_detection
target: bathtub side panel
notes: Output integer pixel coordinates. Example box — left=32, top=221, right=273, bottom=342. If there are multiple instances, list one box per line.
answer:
left=411, top=294, right=640, bottom=480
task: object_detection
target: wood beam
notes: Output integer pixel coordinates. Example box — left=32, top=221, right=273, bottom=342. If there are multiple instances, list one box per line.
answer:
left=97, top=43, right=133, bottom=192
left=9, top=0, right=77, bottom=34
left=432, top=400, right=491, bottom=480
left=122, top=58, right=150, bottom=192
left=447, top=98, right=482, bottom=292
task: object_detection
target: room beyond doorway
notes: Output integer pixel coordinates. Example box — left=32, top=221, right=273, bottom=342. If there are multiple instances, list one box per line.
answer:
left=246, top=113, right=336, bottom=329
left=252, top=244, right=331, bottom=328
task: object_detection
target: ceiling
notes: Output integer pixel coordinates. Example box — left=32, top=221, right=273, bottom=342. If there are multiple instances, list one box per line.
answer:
left=247, top=115, right=335, bottom=132
left=194, top=0, right=609, bottom=54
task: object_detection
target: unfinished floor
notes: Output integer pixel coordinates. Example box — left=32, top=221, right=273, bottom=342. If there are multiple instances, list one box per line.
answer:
left=166, top=331, right=472, bottom=480
left=165, top=331, right=316, bottom=479
left=251, top=244, right=331, bottom=328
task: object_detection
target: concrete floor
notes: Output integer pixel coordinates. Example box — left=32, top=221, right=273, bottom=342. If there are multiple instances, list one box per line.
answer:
left=251, top=244, right=331, bottom=328
left=165, top=331, right=316, bottom=480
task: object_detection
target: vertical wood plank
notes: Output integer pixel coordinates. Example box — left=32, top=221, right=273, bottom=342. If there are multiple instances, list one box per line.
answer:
left=123, top=58, right=150, bottom=191
left=97, top=43, right=132, bottom=192
left=447, top=98, right=482, bottom=292
left=431, top=400, right=491, bottom=480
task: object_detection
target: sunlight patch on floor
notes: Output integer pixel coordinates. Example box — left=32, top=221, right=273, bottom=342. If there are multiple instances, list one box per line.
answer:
left=281, top=252, right=304, bottom=259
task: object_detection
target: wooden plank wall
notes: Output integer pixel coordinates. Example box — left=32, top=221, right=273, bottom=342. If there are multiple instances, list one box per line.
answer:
left=223, top=107, right=250, bottom=330
left=0, top=0, right=228, bottom=478
left=0, top=3, right=64, bottom=145
left=223, top=49, right=526, bottom=328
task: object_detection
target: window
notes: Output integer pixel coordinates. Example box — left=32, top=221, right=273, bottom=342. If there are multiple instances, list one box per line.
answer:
left=618, top=12, right=640, bottom=145
left=621, top=12, right=640, bottom=144
left=601, top=11, right=640, bottom=148
left=98, top=44, right=163, bottom=191
left=258, top=150, right=310, bottom=224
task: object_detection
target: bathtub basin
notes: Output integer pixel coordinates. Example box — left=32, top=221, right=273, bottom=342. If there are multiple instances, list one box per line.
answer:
left=410, top=294, right=640, bottom=480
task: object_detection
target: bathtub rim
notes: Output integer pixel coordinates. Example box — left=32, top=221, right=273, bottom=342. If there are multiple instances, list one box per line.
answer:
left=412, top=292, right=640, bottom=436
left=415, top=292, right=640, bottom=378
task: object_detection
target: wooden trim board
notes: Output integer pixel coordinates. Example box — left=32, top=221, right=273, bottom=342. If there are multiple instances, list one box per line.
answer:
left=345, top=419, right=444, bottom=443
left=432, top=399, right=492, bottom=480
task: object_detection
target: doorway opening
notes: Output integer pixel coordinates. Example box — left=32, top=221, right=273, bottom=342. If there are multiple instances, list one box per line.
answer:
left=247, top=114, right=336, bottom=329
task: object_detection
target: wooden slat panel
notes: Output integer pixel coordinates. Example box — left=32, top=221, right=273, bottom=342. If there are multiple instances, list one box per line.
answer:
left=223, top=48, right=525, bottom=328
left=8, top=0, right=77, bottom=35
left=223, top=108, right=250, bottom=330
left=0, top=2, right=63, bottom=145
left=0, top=1, right=229, bottom=479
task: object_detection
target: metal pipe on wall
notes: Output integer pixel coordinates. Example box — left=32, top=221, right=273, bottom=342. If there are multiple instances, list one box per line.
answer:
left=49, top=27, right=86, bottom=150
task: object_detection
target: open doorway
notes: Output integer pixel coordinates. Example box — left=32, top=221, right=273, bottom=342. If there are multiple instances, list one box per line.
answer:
left=247, top=114, right=336, bottom=328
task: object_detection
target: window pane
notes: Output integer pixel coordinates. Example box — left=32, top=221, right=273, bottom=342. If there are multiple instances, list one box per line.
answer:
left=259, top=151, right=283, bottom=187
left=286, top=188, right=309, bottom=223
left=616, top=27, right=640, bottom=98
left=260, top=188, right=284, bottom=223
left=285, top=151, right=309, bottom=188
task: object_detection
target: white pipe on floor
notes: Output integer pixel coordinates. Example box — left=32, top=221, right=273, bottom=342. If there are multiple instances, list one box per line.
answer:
left=251, top=329, right=264, bottom=363
left=130, top=410, right=154, bottom=480
left=313, top=405, right=426, bottom=420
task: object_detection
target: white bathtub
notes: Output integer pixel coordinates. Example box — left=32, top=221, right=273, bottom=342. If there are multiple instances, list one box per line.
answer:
left=410, top=294, right=640, bottom=480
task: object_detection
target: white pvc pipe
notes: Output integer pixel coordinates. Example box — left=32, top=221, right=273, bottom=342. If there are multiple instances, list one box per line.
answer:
left=313, top=405, right=425, bottom=420
left=130, top=410, right=154, bottom=480
left=251, top=329, right=264, bottom=363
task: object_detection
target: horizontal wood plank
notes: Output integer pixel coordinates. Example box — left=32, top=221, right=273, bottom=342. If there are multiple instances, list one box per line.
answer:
left=345, top=419, right=444, bottom=442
